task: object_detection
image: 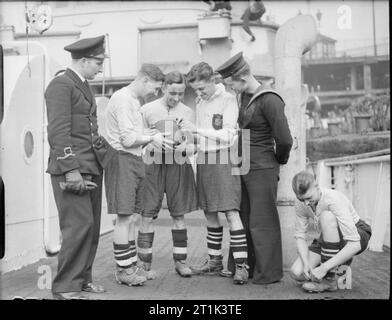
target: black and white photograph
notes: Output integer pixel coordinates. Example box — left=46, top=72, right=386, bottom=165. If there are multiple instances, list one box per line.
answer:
left=0, top=0, right=389, bottom=308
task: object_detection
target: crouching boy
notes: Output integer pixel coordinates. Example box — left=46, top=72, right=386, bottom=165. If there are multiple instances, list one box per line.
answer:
left=290, top=171, right=372, bottom=293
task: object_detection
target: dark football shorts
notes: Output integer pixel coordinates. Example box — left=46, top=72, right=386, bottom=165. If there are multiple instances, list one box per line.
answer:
left=104, top=150, right=145, bottom=215
left=142, top=156, right=198, bottom=218
left=196, top=150, right=241, bottom=213
left=309, top=219, right=372, bottom=256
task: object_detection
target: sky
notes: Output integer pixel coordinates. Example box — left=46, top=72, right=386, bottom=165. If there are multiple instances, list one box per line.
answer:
left=261, top=0, right=389, bottom=51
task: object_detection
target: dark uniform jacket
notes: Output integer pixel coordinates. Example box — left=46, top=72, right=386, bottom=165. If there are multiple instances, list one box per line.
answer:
left=238, top=87, right=293, bottom=170
left=45, top=68, right=112, bottom=175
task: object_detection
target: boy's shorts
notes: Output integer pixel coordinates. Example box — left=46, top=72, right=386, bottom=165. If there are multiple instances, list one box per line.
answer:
left=196, top=151, right=241, bottom=213
left=309, top=219, right=372, bottom=256
left=104, top=150, right=145, bottom=215
left=142, top=160, right=198, bottom=218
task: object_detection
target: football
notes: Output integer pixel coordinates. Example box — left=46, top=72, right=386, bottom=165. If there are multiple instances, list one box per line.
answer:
left=153, top=119, right=185, bottom=146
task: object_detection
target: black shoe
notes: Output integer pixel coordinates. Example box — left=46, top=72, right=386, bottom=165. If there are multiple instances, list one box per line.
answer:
left=82, top=282, right=106, bottom=293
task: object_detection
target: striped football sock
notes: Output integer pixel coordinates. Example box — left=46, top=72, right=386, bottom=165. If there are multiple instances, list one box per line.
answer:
left=172, top=229, right=187, bottom=261
left=230, top=229, right=248, bottom=264
left=207, top=226, right=223, bottom=259
left=113, top=242, right=134, bottom=269
left=128, top=240, right=137, bottom=266
left=137, top=231, right=154, bottom=263
left=321, top=241, right=340, bottom=279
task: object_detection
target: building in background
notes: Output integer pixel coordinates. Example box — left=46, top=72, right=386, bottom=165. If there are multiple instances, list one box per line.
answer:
left=302, top=33, right=389, bottom=120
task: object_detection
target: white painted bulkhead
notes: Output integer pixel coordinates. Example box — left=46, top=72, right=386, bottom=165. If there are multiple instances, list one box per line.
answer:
left=2, top=45, right=51, bottom=272
left=0, top=42, right=114, bottom=273
left=314, top=150, right=390, bottom=251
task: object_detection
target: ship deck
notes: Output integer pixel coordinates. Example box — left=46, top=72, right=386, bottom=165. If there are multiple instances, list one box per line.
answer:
left=1, top=210, right=390, bottom=300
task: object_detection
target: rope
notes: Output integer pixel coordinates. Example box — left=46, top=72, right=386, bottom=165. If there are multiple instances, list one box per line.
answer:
left=25, top=2, right=31, bottom=77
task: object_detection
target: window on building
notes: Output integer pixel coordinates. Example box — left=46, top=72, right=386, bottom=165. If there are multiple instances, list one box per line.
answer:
left=356, top=66, right=364, bottom=90
left=323, top=43, right=329, bottom=58
left=327, top=44, right=332, bottom=57
left=316, top=42, right=323, bottom=59
left=371, top=61, right=390, bottom=89
left=331, top=44, right=336, bottom=57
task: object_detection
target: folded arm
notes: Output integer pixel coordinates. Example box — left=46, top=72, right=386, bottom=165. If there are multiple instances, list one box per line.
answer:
left=262, top=93, right=293, bottom=164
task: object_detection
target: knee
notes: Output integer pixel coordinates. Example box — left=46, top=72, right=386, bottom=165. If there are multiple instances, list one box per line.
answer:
left=225, top=210, right=240, bottom=223
left=319, top=210, right=338, bottom=230
left=141, top=216, right=154, bottom=227
left=205, top=211, right=220, bottom=226
left=225, top=211, right=235, bottom=223
left=116, top=215, right=133, bottom=226
left=172, top=215, right=185, bottom=229
left=129, top=213, right=139, bottom=223
left=289, top=264, right=303, bottom=281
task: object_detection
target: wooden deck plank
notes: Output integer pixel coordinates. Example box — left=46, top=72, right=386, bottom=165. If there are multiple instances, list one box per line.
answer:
left=1, top=210, right=389, bottom=300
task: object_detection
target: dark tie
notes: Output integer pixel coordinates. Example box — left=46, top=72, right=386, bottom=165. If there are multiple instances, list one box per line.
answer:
left=83, top=80, right=93, bottom=100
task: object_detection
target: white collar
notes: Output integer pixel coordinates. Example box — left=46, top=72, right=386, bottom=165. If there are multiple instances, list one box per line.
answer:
left=68, top=66, right=86, bottom=83
left=208, top=83, right=225, bottom=101
left=197, top=83, right=225, bottom=104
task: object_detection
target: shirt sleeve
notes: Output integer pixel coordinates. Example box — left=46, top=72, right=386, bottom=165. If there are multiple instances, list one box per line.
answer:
left=113, top=98, right=142, bottom=148
left=140, top=105, right=150, bottom=129
left=294, top=202, right=310, bottom=240
left=261, top=93, right=293, bottom=164
left=221, top=94, right=239, bottom=143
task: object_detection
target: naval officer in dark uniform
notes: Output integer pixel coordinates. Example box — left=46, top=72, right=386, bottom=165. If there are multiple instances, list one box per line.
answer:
left=216, top=52, right=293, bottom=284
left=45, top=35, right=112, bottom=299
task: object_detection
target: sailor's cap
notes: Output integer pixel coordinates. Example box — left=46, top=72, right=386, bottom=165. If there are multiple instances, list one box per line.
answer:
left=215, top=51, right=247, bottom=79
left=64, top=35, right=109, bottom=59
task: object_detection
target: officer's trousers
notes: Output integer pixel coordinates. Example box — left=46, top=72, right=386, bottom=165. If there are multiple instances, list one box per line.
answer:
left=50, top=174, right=103, bottom=293
left=228, top=167, right=283, bottom=284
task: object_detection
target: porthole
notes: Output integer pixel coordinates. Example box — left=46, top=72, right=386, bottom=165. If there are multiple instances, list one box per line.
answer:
left=24, top=131, right=34, bottom=158
left=21, top=128, right=34, bottom=164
